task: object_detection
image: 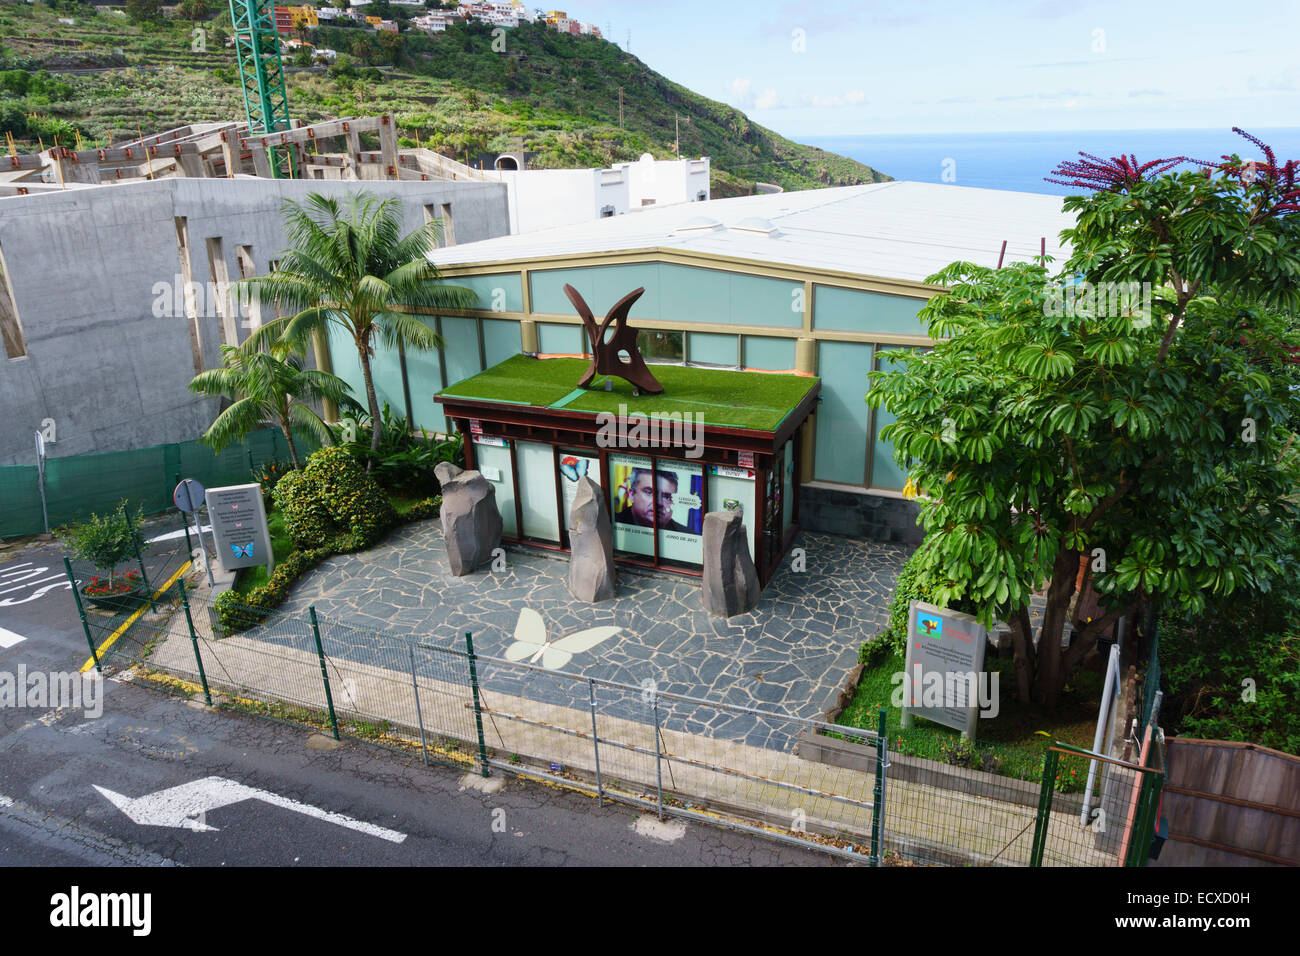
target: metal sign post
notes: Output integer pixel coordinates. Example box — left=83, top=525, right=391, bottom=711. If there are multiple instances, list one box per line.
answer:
left=34, top=431, right=49, bottom=534
left=174, top=478, right=214, bottom=587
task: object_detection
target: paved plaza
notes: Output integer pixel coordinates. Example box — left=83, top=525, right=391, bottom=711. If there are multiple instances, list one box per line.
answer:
left=266, top=518, right=911, bottom=742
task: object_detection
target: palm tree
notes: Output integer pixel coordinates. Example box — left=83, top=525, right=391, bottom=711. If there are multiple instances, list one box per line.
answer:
left=189, top=345, right=360, bottom=469
left=236, top=191, right=475, bottom=456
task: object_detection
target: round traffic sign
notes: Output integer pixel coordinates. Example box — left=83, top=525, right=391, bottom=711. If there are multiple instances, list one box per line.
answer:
left=173, top=478, right=207, bottom=513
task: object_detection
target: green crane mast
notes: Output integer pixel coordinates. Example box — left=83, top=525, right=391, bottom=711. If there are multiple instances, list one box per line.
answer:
left=228, top=0, right=293, bottom=177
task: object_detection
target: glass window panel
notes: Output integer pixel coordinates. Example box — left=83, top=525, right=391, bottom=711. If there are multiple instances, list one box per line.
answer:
left=474, top=438, right=516, bottom=537
left=636, top=328, right=683, bottom=363
left=516, top=440, right=560, bottom=542
left=707, top=464, right=756, bottom=560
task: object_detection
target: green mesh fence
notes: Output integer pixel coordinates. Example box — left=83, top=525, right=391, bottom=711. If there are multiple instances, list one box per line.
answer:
left=0, top=464, right=44, bottom=538
left=0, top=427, right=315, bottom=539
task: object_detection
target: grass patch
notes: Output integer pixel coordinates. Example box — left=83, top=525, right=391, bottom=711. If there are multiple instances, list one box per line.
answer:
left=231, top=510, right=295, bottom=597
left=438, top=354, right=818, bottom=431
left=836, top=647, right=1103, bottom=789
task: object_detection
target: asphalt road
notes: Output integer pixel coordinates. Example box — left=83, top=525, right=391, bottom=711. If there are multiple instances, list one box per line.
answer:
left=0, top=530, right=840, bottom=869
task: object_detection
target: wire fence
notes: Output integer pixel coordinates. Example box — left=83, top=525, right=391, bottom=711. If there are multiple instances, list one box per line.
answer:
left=62, top=562, right=1165, bottom=868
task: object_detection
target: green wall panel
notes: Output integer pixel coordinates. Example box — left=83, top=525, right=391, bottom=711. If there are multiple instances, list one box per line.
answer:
left=814, top=340, right=871, bottom=485
left=538, top=322, right=583, bottom=355
left=404, top=317, right=444, bottom=433
left=870, top=348, right=910, bottom=490
left=687, top=332, right=738, bottom=366
left=743, top=336, right=795, bottom=371
left=441, top=315, right=482, bottom=387
left=482, top=318, right=522, bottom=367
left=530, top=263, right=802, bottom=328
left=814, top=285, right=928, bottom=336
left=442, top=272, right=523, bottom=313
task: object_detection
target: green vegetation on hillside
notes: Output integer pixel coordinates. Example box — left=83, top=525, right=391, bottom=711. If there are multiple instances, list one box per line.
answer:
left=0, top=2, right=888, bottom=195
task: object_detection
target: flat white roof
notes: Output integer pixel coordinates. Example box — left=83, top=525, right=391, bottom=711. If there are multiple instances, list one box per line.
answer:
left=430, top=181, right=1076, bottom=285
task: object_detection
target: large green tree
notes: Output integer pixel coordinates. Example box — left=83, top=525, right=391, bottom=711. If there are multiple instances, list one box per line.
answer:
left=869, top=133, right=1300, bottom=707
left=190, top=345, right=359, bottom=470
left=237, top=191, right=474, bottom=455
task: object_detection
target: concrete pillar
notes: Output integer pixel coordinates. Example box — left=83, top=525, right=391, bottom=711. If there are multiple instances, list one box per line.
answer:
left=796, top=336, right=817, bottom=483
left=344, top=128, right=361, bottom=181
left=795, top=336, right=815, bottom=375
left=379, top=115, right=398, bottom=180
left=220, top=135, right=242, bottom=177
left=250, top=145, right=274, bottom=179
left=520, top=319, right=538, bottom=355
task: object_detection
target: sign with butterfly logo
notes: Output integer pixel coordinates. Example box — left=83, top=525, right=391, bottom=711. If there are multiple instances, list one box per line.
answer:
left=205, top=483, right=274, bottom=574
left=503, top=607, right=621, bottom=670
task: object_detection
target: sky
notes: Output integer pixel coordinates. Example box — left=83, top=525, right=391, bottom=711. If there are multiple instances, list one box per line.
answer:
left=557, top=0, right=1299, bottom=137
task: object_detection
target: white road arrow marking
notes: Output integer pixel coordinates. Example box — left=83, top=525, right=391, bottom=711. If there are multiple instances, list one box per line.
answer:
left=146, top=526, right=211, bottom=544
left=0, top=626, right=26, bottom=650
left=94, top=776, right=406, bottom=843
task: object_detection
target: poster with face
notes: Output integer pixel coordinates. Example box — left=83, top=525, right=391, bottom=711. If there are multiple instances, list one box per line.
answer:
left=610, top=454, right=655, bottom=557
left=558, top=450, right=601, bottom=528
left=654, top=461, right=703, bottom=566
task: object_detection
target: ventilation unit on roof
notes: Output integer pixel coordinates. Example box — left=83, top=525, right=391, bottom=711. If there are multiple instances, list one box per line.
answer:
left=674, top=216, right=724, bottom=234
left=730, top=217, right=782, bottom=237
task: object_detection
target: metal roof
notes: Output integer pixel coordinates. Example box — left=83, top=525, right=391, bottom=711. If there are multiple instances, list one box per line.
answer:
left=429, top=181, right=1076, bottom=284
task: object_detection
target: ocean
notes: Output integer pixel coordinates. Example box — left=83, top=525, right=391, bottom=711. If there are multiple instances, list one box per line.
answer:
left=804, top=128, right=1300, bottom=196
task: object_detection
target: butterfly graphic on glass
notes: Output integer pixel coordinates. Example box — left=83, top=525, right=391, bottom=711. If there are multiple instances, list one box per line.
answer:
left=558, top=456, right=589, bottom=483
left=504, top=607, right=620, bottom=670
left=230, top=543, right=255, bottom=559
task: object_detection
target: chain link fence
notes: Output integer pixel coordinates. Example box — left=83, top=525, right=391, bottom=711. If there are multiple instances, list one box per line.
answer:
left=62, top=562, right=1164, bottom=867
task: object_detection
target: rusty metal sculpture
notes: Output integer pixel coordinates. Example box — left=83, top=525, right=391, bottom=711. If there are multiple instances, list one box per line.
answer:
left=563, top=283, right=664, bottom=395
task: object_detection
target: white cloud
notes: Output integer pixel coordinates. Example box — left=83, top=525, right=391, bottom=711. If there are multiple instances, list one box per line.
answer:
left=755, top=88, right=781, bottom=109
left=730, top=77, right=753, bottom=107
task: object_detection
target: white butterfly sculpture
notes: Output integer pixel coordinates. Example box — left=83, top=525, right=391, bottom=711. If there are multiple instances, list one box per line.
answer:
left=503, top=608, right=621, bottom=671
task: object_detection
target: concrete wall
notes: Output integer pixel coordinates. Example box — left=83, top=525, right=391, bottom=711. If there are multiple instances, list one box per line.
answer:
left=498, top=158, right=711, bottom=234
left=0, top=176, right=510, bottom=465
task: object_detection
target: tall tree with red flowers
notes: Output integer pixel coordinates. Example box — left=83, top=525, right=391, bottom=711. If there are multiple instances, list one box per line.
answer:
left=869, top=130, right=1300, bottom=708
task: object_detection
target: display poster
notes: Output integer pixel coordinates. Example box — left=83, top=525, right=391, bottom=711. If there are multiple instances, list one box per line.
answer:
left=609, top=454, right=655, bottom=557
left=655, top=460, right=703, bottom=566
left=205, top=483, right=273, bottom=573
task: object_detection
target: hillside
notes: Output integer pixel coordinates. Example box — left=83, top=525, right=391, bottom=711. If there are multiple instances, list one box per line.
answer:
left=0, top=3, right=889, bottom=196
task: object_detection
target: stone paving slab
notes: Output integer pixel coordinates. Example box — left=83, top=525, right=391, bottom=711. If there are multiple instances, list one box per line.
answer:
left=252, top=519, right=911, bottom=749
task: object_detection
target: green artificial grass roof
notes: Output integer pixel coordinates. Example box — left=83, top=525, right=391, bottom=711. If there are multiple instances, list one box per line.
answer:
left=437, top=354, right=819, bottom=431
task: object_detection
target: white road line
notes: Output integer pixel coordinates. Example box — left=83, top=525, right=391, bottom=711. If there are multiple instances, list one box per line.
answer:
left=0, top=563, right=33, bottom=576
left=0, top=626, right=27, bottom=650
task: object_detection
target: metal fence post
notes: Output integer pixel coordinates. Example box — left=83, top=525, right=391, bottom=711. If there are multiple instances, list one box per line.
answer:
left=871, top=706, right=887, bottom=866
left=177, top=579, right=212, bottom=706
left=64, top=557, right=100, bottom=673
left=1030, top=747, right=1060, bottom=867
left=465, top=631, right=490, bottom=778
left=409, top=645, right=430, bottom=767
left=309, top=606, right=340, bottom=741
left=652, top=698, right=665, bottom=821
left=122, top=506, right=155, bottom=612
left=588, top=679, right=603, bottom=807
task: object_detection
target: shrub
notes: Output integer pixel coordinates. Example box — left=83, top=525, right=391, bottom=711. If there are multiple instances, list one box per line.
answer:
left=59, top=502, right=145, bottom=585
left=274, top=446, right=397, bottom=550
left=252, top=458, right=292, bottom=511
left=213, top=494, right=441, bottom=632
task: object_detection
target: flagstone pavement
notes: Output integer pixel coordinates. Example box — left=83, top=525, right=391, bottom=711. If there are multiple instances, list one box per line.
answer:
left=254, top=518, right=912, bottom=747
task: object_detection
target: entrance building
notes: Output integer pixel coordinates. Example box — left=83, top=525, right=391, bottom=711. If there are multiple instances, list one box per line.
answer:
left=436, top=354, right=819, bottom=585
